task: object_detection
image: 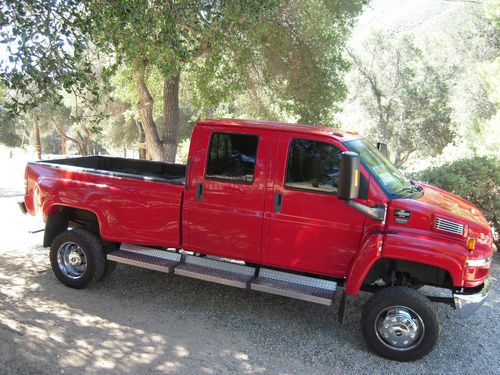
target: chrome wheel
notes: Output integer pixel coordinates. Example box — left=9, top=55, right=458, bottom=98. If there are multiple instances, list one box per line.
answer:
left=375, top=306, right=425, bottom=351
left=56, top=242, right=87, bottom=279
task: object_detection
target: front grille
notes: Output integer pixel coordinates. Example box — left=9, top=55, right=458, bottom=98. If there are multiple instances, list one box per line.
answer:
left=434, top=217, right=464, bottom=235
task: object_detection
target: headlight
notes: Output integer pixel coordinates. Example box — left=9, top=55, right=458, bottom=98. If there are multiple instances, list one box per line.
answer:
left=466, top=255, right=493, bottom=267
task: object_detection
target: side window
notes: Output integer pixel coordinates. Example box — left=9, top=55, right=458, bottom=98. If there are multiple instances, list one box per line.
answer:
left=206, top=132, right=259, bottom=183
left=285, top=139, right=342, bottom=193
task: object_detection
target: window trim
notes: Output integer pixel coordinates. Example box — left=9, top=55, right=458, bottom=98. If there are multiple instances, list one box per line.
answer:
left=283, top=138, right=342, bottom=196
left=204, top=131, right=260, bottom=185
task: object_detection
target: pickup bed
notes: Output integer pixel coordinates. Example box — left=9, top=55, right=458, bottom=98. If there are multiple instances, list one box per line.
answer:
left=21, top=119, right=493, bottom=361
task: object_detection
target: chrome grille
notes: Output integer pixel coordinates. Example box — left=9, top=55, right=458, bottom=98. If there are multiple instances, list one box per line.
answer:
left=434, top=217, right=464, bottom=235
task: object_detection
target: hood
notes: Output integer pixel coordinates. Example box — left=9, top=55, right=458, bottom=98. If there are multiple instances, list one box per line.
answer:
left=387, top=182, right=493, bottom=252
left=418, top=183, right=489, bottom=227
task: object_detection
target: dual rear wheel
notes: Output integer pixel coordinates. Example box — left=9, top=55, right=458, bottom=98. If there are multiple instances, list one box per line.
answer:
left=50, top=227, right=115, bottom=288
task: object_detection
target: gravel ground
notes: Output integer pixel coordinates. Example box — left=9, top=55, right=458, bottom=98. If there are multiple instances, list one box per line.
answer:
left=1, top=158, right=499, bottom=374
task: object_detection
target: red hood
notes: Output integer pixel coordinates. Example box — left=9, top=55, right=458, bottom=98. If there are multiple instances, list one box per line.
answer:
left=418, top=183, right=489, bottom=227
left=388, top=183, right=494, bottom=254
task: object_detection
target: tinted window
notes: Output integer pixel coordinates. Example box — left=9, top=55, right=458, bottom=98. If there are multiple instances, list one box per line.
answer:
left=206, top=132, right=259, bottom=183
left=285, top=139, right=342, bottom=193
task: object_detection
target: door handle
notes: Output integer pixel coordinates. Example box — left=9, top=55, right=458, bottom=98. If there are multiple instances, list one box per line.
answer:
left=196, top=183, right=204, bottom=200
left=274, top=192, right=283, bottom=212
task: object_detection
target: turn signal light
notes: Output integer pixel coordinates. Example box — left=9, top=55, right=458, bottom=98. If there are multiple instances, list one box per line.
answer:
left=466, top=236, right=476, bottom=251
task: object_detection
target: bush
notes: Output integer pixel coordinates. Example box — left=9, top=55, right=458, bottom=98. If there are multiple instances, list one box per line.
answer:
left=415, top=156, right=500, bottom=246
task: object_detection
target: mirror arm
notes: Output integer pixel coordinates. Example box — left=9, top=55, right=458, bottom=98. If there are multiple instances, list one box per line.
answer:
left=347, top=201, right=386, bottom=221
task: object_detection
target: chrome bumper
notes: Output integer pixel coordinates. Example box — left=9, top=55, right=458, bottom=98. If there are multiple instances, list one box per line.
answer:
left=453, top=278, right=490, bottom=319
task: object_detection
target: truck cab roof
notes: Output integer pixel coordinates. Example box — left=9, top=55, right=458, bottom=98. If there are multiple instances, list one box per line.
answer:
left=197, top=118, right=364, bottom=142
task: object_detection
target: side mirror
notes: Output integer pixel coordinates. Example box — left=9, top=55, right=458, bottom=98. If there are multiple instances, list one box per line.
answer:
left=377, top=142, right=388, bottom=158
left=338, top=151, right=360, bottom=201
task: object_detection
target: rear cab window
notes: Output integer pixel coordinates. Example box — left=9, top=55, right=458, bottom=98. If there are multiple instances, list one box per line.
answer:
left=206, top=132, right=259, bottom=183
left=285, top=138, right=342, bottom=193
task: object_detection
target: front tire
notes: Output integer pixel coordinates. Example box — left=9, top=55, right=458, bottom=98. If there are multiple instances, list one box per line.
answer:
left=50, top=228, right=106, bottom=289
left=361, top=286, right=439, bottom=361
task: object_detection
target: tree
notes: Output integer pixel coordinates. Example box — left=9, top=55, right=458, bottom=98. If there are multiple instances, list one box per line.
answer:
left=0, top=0, right=106, bottom=114
left=0, top=82, right=21, bottom=146
left=346, top=34, right=456, bottom=167
left=2, top=0, right=367, bottom=162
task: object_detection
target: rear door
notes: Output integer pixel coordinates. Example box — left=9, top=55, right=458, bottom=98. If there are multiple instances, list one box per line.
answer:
left=265, top=134, right=366, bottom=277
left=186, top=126, right=275, bottom=262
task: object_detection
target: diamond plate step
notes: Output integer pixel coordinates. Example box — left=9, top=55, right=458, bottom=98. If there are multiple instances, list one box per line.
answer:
left=251, top=268, right=337, bottom=305
left=107, top=244, right=182, bottom=273
left=174, top=255, right=256, bottom=288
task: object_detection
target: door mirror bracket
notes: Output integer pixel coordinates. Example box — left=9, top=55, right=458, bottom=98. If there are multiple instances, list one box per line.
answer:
left=346, top=201, right=386, bottom=221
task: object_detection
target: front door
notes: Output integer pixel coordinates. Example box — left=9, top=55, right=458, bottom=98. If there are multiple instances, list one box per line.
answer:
left=186, top=127, right=274, bottom=263
left=266, top=134, right=366, bottom=277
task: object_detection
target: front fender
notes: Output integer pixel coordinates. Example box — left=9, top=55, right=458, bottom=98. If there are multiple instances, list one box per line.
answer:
left=344, top=232, right=466, bottom=295
left=344, top=233, right=383, bottom=295
left=382, top=232, right=466, bottom=287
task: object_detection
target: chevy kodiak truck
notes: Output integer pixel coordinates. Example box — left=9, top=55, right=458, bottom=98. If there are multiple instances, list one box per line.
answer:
left=20, top=119, right=493, bottom=361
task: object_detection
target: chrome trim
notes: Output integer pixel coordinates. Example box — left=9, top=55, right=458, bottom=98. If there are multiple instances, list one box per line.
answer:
left=465, top=255, right=493, bottom=267
left=57, top=242, right=87, bottom=279
left=375, top=306, right=425, bottom=351
left=434, top=217, right=464, bottom=235
left=453, top=278, right=490, bottom=319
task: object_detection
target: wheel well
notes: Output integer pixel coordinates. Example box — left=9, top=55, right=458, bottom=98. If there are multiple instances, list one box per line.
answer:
left=363, top=258, right=453, bottom=289
left=43, top=206, right=100, bottom=247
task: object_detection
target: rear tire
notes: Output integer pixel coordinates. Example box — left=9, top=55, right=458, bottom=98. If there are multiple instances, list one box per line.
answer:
left=361, top=286, right=439, bottom=361
left=50, top=228, right=106, bottom=289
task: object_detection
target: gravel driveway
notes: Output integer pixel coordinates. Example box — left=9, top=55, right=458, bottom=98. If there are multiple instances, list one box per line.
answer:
left=1, top=159, right=499, bottom=374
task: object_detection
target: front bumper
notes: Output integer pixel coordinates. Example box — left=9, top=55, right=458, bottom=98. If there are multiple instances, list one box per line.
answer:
left=453, top=278, right=490, bottom=319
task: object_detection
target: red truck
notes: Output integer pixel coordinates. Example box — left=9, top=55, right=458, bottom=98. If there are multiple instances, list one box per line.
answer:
left=20, top=119, right=493, bottom=361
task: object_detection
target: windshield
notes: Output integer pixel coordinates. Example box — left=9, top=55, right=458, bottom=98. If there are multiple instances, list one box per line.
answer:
left=344, top=139, right=412, bottom=197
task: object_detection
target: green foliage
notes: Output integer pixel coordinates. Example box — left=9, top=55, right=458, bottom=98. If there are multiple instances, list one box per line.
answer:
left=189, top=0, right=367, bottom=124
left=0, top=0, right=107, bottom=114
left=416, top=156, right=500, bottom=239
left=347, top=34, right=456, bottom=166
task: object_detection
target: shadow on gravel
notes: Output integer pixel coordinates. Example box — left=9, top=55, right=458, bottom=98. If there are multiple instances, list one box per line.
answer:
left=1, top=245, right=499, bottom=374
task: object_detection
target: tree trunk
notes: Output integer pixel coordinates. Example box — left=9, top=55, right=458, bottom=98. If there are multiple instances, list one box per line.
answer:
left=131, top=60, right=166, bottom=161
left=163, top=73, right=181, bottom=163
left=53, top=121, right=84, bottom=156
left=33, top=114, right=41, bottom=159
left=60, top=134, right=67, bottom=155
left=134, top=119, right=147, bottom=160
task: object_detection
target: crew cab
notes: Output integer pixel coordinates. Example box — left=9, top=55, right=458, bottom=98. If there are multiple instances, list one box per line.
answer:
left=20, top=119, right=493, bottom=361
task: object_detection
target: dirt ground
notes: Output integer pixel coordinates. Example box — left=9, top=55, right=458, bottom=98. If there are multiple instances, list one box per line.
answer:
left=1, top=157, right=499, bottom=374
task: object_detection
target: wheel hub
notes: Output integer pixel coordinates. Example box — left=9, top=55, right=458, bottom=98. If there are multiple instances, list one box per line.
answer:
left=68, top=252, right=82, bottom=266
left=57, top=242, right=87, bottom=279
left=376, top=307, right=424, bottom=350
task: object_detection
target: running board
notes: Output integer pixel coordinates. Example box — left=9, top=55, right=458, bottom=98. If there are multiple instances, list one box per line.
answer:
left=108, top=244, right=336, bottom=305
left=107, top=244, right=182, bottom=273
left=174, top=255, right=255, bottom=289
left=251, top=268, right=337, bottom=305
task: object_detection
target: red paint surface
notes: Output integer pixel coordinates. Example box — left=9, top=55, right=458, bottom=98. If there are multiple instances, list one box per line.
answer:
left=24, top=119, right=494, bottom=294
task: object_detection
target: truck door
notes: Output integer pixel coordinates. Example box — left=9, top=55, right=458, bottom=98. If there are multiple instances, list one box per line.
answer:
left=265, top=134, right=366, bottom=277
left=185, top=127, right=274, bottom=263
